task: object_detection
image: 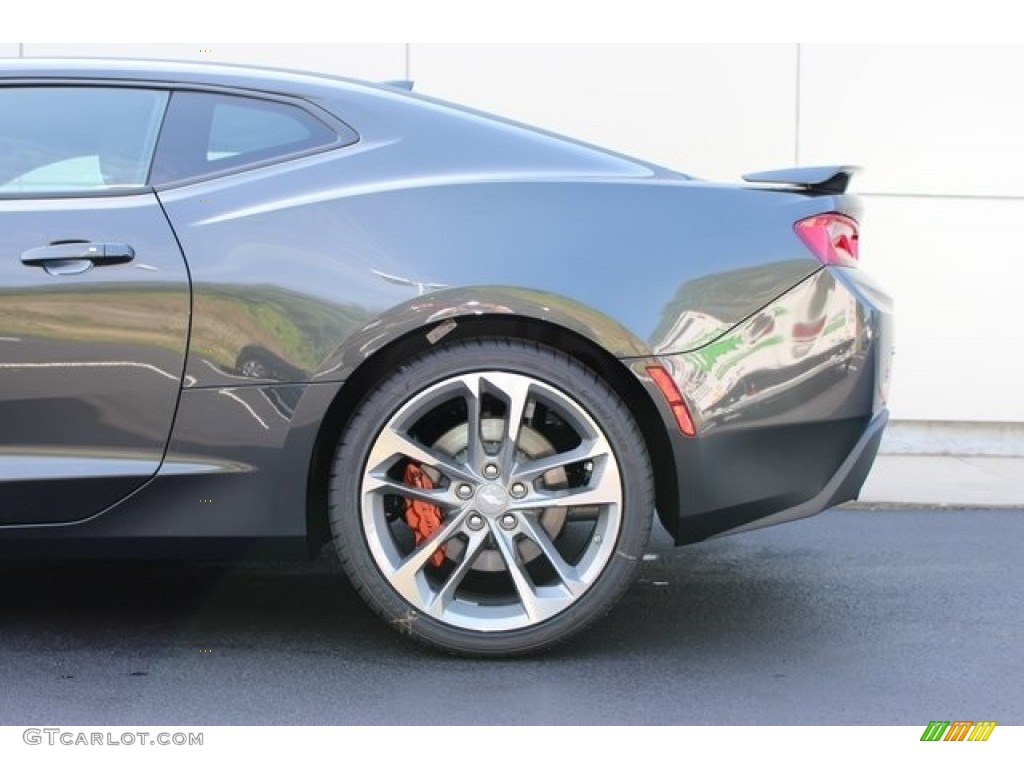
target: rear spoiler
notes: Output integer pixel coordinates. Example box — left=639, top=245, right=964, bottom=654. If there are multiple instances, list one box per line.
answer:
left=742, top=165, right=860, bottom=195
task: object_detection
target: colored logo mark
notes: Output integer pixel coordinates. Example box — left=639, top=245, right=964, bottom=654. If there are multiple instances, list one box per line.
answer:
left=920, top=721, right=996, bottom=742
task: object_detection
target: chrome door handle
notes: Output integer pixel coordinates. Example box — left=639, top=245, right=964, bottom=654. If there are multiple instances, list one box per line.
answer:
left=21, top=242, right=135, bottom=267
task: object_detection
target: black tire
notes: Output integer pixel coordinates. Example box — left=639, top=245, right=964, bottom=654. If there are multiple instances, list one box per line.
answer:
left=328, top=338, right=654, bottom=656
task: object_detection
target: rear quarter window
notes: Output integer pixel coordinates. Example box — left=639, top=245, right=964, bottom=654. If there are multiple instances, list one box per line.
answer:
left=150, top=91, right=351, bottom=185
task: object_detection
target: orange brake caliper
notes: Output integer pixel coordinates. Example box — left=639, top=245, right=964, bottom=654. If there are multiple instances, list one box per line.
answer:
left=403, top=463, right=446, bottom=566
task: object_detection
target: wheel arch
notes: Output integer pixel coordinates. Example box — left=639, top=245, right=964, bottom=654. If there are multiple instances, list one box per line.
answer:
left=303, top=312, right=680, bottom=553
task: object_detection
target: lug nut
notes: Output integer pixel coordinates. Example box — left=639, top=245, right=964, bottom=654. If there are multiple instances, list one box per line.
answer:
left=509, top=482, right=527, bottom=499
left=466, top=513, right=485, bottom=531
left=482, top=464, right=500, bottom=480
left=499, top=514, right=517, bottom=531
left=455, top=483, right=474, bottom=500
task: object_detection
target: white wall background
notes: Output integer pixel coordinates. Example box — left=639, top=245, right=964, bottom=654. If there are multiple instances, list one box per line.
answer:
left=5, top=43, right=1023, bottom=427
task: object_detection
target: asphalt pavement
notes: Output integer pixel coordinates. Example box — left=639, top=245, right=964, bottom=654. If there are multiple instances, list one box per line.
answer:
left=0, top=507, right=1020, bottom=725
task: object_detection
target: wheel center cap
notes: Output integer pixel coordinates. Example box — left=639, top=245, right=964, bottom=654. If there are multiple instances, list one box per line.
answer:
left=475, top=483, right=509, bottom=515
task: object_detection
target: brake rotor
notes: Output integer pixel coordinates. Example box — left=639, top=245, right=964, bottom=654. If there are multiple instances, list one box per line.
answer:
left=434, top=418, right=568, bottom=572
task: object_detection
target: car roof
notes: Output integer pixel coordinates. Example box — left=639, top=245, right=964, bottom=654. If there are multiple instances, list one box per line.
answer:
left=0, top=57, right=379, bottom=99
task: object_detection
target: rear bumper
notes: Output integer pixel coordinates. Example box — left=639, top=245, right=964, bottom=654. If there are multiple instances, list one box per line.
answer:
left=632, top=266, right=894, bottom=544
left=714, top=407, right=887, bottom=537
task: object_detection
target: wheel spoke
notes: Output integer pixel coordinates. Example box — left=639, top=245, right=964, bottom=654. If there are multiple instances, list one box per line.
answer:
left=462, top=375, right=486, bottom=471
left=365, top=426, right=474, bottom=483
left=512, top=460, right=622, bottom=511
left=511, top=436, right=611, bottom=483
left=517, top=514, right=586, bottom=596
left=477, top=372, right=532, bottom=471
left=387, top=510, right=467, bottom=601
left=492, top=521, right=572, bottom=622
left=424, top=530, right=490, bottom=619
left=363, top=473, right=456, bottom=508
left=490, top=523, right=543, bottom=622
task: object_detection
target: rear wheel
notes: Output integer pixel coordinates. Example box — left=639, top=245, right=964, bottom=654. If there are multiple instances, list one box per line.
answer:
left=329, top=339, right=654, bottom=656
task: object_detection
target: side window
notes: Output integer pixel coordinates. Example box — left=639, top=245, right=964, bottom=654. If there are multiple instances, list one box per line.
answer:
left=0, top=87, right=168, bottom=196
left=151, top=91, right=344, bottom=185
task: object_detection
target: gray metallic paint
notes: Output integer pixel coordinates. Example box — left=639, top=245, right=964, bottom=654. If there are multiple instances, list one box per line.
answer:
left=0, top=59, right=893, bottom=554
left=0, top=192, right=189, bottom=526
left=647, top=265, right=894, bottom=542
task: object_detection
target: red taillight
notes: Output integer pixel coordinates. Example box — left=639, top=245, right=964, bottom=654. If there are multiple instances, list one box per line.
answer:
left=794, top=213, right=859, bottom=267
left=646, top=366, right=696, bottom=437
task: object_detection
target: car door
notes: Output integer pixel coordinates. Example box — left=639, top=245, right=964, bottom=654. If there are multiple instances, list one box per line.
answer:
left=0, top=85, right=190, bottom=525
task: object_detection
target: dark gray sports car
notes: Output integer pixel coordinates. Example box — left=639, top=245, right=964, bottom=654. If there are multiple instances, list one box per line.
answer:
left=0, top=59, right=893, bottom=655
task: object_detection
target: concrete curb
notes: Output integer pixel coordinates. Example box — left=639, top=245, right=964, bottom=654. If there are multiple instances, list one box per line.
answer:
left=857, top=454, right=1024, bottom=507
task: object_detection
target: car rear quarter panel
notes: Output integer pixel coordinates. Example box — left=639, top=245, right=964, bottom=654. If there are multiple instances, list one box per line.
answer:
left=159, top=159, right=841, bottom=390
